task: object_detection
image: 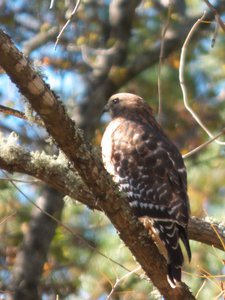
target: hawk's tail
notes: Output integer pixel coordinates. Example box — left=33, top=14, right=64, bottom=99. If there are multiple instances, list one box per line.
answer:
left=153, top=221, right=191, bottom=288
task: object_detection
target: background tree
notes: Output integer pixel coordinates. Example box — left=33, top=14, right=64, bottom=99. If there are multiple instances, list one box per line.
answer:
left=0, top=0, right=225, bottom=299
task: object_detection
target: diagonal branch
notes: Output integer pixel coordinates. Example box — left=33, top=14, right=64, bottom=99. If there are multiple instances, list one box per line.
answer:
left=0, top=140, right=225, bottom=253
left=0, top=104, right=43, bottom=126
left=54, top=0, right=81, bottom=49
left=0, top=29, right=194, bottom=299
left=114, top=3, right=225, bottom=90
left=23, top=26, right=58, bottom=56
left=0, top=138, right=96, bottom=209
left=1, top=136, right=225, bottom=298
left=179, top=12, right=225, bottom=146
left=8, top=187, right=64, bottom=300
left=204, top=0, right=225, bottom=32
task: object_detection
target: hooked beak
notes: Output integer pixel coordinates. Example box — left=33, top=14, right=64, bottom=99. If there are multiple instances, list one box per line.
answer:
left=102, top=102, right=109, bottom=115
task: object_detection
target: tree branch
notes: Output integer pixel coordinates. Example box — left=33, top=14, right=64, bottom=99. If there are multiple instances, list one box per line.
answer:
left=189, top=217, right=225, bottom=252
left=1, top=135, right=225, bottom=297
left=204, top=0, right=225, bottom=32
left=0, top=29, right=195, bottom=299
left=0, top=104, right=43, bottom=126
left=0, top=140, right=224, bottom=254
left=79, top=2, right=225, bottom=138
left=55, top=0, right=81, bottom=49
left=8, top=187, right=64, bottom=300
left=23, top=26, right=58, bottom=56
left=0, top=137, right=96, bottom=209
left=115, top=7, right=225, bottom=89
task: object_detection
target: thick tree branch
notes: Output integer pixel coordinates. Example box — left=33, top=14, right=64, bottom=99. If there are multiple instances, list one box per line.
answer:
left=109, top=0, right=142, bottom=43
left=189, top=217, right=225, bottom=251
left=0, top=31, right=105, bottom=198
left=0, top=140, right=225, bottom=254
left=0, top=29, right=194, bottom=299
left=0, top=137, right=96, bottom=209
left=0, top=142, right=225, bottom=300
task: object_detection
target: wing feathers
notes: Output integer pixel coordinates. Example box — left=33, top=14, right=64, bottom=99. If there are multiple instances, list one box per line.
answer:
left=101, top=94, right=191, bottom=287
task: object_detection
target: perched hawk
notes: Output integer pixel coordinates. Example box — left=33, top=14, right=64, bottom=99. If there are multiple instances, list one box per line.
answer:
left=101, top=93, right=191, bottom=287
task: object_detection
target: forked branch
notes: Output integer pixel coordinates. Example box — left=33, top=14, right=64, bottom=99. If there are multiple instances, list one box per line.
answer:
left=0, top=29, right=195, bottom=300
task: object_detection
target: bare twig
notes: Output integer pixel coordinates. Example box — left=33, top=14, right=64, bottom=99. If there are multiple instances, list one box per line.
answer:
left=210, top=223, right=225, bottom=252
left=179, top=11, right=225, bottom=146
left=183, top=128, right=225, bottom=159
left=195, top=280, right=206, bottom=299
left=0, top=177, right=41, bottom=184
left=214, top=290, right=225, bottom=300
left=211, top=21, right=219, bottom=48
left=157, top=0, right=172, bottom=122
left=49, top=0, right=56, bottom=9
left=197, top=266, right=221, bottom=289
left=55, top=0, right=81, bottom=49
left=106, top=266, right=141, bottom=300
left=0, top=104, right=43, bottom=126
left=204, top=0, right=225, bottom=32
left=203, top=0, right=225, bottom=48
left=0, top=211, right=17, bottom=226
left=0, top=105, right=27, bottom=121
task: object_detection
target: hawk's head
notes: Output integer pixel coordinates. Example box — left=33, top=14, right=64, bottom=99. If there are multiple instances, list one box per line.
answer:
left=103, top=93, right=148, bottom=118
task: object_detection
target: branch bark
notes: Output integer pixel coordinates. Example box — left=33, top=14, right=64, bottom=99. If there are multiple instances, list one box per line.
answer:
left=1, top=3, right=224, bottom=299
left=189, top=217, right=225, bottom=251
left=0, top=141, right=225, bottom=253
left=0, top=138, right=96, bottom=209
left=1, top=26, right=225, bottom=298
left=0, top=29, right=195, bottom=299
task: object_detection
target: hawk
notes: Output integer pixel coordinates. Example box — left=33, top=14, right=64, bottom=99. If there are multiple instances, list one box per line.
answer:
left=101, top=93, right=191, bottom=288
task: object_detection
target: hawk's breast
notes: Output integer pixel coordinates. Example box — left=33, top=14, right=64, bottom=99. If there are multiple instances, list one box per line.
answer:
left=101, top=117, right=124, bottom=181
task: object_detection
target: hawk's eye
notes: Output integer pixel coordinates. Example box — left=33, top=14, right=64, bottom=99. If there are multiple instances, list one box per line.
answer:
left=112, top=98, right=119, bottom=104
